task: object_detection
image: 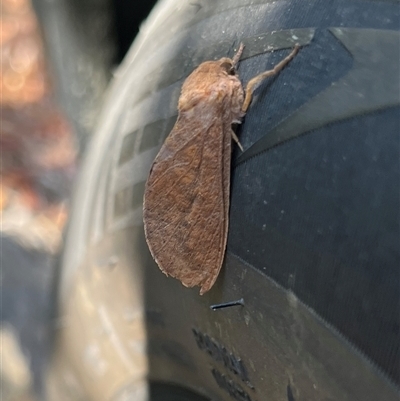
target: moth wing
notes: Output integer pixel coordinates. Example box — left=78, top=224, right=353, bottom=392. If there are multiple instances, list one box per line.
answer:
left=143, top=103, right=231, bottom=294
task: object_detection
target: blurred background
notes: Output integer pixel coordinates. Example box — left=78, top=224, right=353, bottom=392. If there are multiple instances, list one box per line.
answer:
left=1, top=0, right=155, bottom=399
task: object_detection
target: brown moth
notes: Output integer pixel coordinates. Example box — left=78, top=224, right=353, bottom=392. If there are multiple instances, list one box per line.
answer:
left=143, top=43, right=299, bottom=294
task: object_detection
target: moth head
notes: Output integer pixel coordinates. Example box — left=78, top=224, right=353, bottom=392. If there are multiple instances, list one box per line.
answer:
left=218, top=58, right=236, bottom=75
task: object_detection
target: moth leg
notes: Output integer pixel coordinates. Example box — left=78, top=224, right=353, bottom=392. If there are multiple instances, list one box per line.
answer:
left=242, top=44, right=300, bottom=113
left=231, top=131, right=244, bottom=151
left=232, top=42, right=244, bottom=68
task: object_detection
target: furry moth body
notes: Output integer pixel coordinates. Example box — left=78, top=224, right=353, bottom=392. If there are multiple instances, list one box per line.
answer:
left=143, top=43, right=299, bottom=294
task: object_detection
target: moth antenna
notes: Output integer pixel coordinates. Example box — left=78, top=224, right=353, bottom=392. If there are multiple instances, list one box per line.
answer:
left=210, top=298, right=245, bottom=311
left=232, top=43, right=245, bottom=68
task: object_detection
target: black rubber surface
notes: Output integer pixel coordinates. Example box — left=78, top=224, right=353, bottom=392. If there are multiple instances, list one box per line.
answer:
left=150, top=382, right=210, bottom=401
left=121, top=0, right=400, bottom=384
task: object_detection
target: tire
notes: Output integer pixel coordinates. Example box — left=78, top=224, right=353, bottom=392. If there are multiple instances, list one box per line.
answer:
left=48, top=0, right=400, bottom=400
